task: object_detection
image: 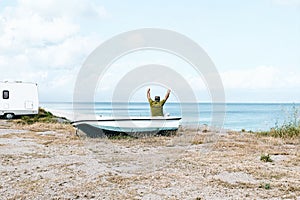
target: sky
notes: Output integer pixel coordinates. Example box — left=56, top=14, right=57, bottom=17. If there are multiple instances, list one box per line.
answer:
left=0, top=0, right=299, bottom=102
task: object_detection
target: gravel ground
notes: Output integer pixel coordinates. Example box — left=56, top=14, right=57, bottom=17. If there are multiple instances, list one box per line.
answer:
left=0, top=120, right=299, bottom=200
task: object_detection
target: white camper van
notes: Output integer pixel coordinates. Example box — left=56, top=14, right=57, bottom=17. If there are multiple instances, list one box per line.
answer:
left=0, top=81, right=39, bottom=119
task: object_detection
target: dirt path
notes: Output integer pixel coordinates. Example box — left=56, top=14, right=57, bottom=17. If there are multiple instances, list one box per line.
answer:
left=0, top=121, right=299, bottom=199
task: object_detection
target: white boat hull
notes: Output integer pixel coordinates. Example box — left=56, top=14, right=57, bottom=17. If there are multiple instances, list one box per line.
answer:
left=72, top=116, right=181, bottom=134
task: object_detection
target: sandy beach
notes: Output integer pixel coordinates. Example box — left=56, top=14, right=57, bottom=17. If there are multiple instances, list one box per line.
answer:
left=0, top=119, right=299, bottom=200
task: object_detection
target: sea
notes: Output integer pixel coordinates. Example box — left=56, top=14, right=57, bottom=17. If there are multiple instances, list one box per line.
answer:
left=41, top=102, right=300, bottom=132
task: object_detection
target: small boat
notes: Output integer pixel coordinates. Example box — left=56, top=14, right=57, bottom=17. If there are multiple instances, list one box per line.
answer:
left=72, top=116, right=182, bottom=137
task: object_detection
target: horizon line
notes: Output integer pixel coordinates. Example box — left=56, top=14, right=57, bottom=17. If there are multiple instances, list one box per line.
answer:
left=40, top=101, right=300, bottom=104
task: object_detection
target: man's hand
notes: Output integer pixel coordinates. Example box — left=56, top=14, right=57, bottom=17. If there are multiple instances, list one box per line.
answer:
left=147, top=88, right=151, bottom=100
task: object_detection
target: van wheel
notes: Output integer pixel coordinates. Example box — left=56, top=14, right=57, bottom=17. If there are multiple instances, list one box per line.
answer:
left=4, top=113, right=14, bottom=119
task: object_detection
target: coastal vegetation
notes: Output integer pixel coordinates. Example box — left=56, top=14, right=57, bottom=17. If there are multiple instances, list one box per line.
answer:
left=8, top=105, right=300, bottom=140
left=256, top=105, right=300, bottom=139
left=15, top=107, right=68, bottom=125
left=260, top=154, right=273, bottom=162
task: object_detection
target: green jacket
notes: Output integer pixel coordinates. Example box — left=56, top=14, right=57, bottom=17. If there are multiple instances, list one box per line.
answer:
left=148, top=99, right=166, bottom=116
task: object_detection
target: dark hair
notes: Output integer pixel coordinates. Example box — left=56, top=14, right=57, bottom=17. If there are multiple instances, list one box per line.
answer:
left=155, top=96, right=160, bottom=102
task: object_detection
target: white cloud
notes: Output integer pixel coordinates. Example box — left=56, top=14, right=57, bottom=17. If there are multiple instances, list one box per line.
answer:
left=17, top=0, right=108, bottom=19
left=221, top=66, right=300, bottom=89
left=0, top=0, right=105, bottom=101
left=181, top=65, right=300, bottom=92
left=26, top=34, right=99, bottom=69
left=187, top=75, right=207, bottom=90
left=0, top=0, right=106, bottom=52
left=272, top=0, right=300, bottom=6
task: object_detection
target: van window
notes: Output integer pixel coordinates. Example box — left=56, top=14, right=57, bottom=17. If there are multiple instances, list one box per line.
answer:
left=3, top=90, right=9, bottom=99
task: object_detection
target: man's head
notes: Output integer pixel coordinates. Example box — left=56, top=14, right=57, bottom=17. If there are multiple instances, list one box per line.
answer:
left=155, top=96, right=160, bottom=102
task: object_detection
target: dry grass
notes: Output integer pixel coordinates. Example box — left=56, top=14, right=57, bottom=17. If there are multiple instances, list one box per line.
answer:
left=0, top=121, right=299, bottom=199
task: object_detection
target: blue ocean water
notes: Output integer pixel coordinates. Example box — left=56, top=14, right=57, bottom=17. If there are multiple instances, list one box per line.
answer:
left=41, top=102, right=300, bottom=131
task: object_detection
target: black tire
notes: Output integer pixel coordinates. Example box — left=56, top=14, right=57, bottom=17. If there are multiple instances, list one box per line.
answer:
left=4, top=113, right=14, bottom=119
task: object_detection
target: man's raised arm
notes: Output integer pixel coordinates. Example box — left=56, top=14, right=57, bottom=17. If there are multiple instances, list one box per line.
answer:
left=147, top=88, right=151, bottom=100
left=164, top=89, right=171, bottom=101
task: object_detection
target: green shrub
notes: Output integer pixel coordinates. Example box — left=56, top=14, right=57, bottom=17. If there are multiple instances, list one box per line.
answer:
left=16, top=107, right=66, bottom=124
left=260, top=154, right=273, bottom=162
left=20, top=116, right=36, bottom=124
left=257, top=105, right=300, bottom=139
left=38, top=107, right=54, bottom=118
left=259, top=183, right=271, bottom=190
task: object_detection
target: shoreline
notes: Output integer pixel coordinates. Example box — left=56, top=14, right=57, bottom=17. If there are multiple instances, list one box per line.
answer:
left=0, top=119, right=299, bottom=199
left=42, top=107, right=266, bottom=133
left=41, top=102, right=300, bottom=132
